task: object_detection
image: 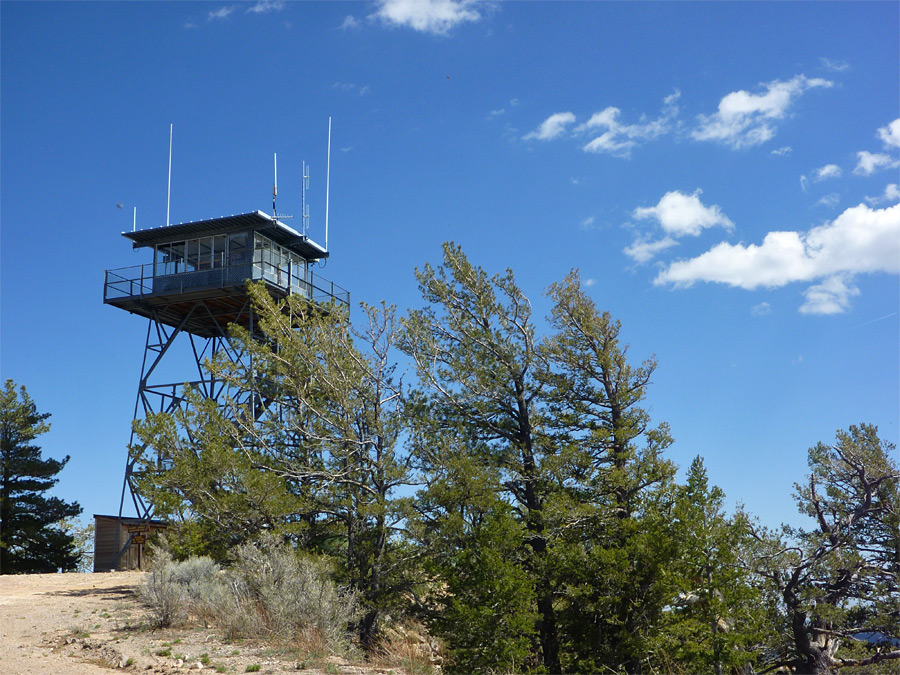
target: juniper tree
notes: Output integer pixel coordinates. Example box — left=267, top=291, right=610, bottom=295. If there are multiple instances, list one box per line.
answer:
left=748, top=424, right=900, bottom=675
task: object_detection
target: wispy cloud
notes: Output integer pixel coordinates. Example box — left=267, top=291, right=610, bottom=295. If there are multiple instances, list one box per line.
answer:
left=523, top=112, right=576, bottom=141
left=820, top=57, right=850, bottom=72
left=771, top=146, right=792, bottom=156
left=624, top=190, right=732, bottom=263
left=340, top=15, right=361, bottom=30
left=854, top=151, right=900, bottom=176
left=877, top=118, right=900, bottom=149
left=624, top=236, right=678, bottom=264
left=333, top=82, right=371, bottom=97
left=208, top=5, right=235, bottom=21
left=579, top=216, right=596, bottom=230
left=814, top=164, right=842, bottom=181
left=692, top=75, right=832, bottom=149
left=371, top=0, right=491, bottom=35
left=800, top=275, right=860, bottom=315
left=866, top=183, right=900, bottom=206
left=801, top=164, right=842, bottom=192
left=578, top=91, right=680, bottom=158
left=246, top=0, right=284, bottom=13
left=816, top=193, right=840, bottom=208
left=653, top=203, right=900, bottom=314
left=524, top=92, right=679, bottom=157
left=751, top=302, right=771, bottom=317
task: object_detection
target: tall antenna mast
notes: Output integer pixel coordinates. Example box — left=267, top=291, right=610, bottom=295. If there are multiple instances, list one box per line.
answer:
left=325, top=116, right=331, bottom=251
left=166, top=124, right=173, bottom=227
left=301, top=160, right=310, bottom=237
left=273, top=153, right=278, bottom=218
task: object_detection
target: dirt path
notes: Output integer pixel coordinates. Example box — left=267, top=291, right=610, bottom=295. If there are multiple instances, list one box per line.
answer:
left=0, top=571, right=145, bottom=674
left=0, top=572, right=410, bottom=674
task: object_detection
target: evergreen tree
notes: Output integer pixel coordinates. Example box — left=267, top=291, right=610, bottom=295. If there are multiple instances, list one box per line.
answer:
left=541, top=270, right=677, bottom=674
left=402, top=249, right=675, bottom=673
left=661, top=456, right=767, bottom=674
left=136, top=284, right=414, bottom=648
left=0, top=379, right=82, bottom=574
left=748, top=424, right=900, bottom=674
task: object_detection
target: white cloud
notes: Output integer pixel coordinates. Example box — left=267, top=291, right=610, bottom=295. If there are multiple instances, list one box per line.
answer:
left=488, top=108, right=505, bottom=118
left=854, top=151, right=900, bottom=176
left=583, top=278, right=597, bottom=287
left=509, top=98, right=519, bottom=107
left=339, top=15, right=361, bottom=30
left=579, top=216, right=595, bottom=230
left=654, top=203, right=900, bottom=313
left=524, top=112, right=576, bottom=141
left=816, top=193, right=840, bottom=208
left=751, top=302, right=771, bottom=316
left=802, top=164, right=842, bottom=191
left=247, top=0, right=284, bottom=13
left=633, top=189, right=734, bottom=237
left=624, top=236, right=678, bottom=264
left=820, top=57, right=850, bottom=72
left=371, top=0, right=488, bottom=34
left=578, top=91, right=680, bottom=158
left=813, top=164, right=842, bottom=181
left=333, top=82, right=371, bottom=96
left=692, top=75, right=833, bottom=149
left=877, top=119, right=900, bottom=149
left=800, top=276, right=860, bottom=315
left=208, top=6, right=235, bottom=20
left=866, top=183, right=900, bottom=206
left=771, top=146, right=792, bottom=156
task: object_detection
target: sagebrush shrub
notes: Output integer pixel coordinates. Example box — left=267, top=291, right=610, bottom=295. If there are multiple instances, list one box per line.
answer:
left=139, top=534, right=356, bottom=653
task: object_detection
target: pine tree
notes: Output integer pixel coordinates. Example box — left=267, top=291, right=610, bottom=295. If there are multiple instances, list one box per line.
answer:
left=748, top=424, right=900, bottom=674
left=0, top=379, right=82, bottom=574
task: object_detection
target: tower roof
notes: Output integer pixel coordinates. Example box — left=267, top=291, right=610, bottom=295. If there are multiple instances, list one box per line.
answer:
left=123, top=210, right=329, bottom=260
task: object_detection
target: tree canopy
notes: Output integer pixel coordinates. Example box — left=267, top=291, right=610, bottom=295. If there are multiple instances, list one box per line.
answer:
left=131, top=245, right=899, bottom=675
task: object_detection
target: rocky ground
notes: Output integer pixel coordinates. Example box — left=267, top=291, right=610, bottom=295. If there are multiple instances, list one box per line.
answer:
left=0, top=572, right=423, bottom=675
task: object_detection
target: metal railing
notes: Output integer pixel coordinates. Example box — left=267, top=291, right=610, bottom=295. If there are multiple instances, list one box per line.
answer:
left=104, top=259, right=349, bottom=307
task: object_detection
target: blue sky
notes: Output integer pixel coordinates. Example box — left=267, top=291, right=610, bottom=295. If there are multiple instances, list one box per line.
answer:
left=2, top=1, right=898, bottom=534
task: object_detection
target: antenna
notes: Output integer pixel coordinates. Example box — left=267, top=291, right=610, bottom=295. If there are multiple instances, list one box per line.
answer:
left=325, top=116, right=331, bottom=251
left=273, top=152, right=278, bottom=218
left=133, top=207, right=137, bottom=233
left=301, top=161, right=310, bottom=237
left=166, top=124, right=173, bottom=227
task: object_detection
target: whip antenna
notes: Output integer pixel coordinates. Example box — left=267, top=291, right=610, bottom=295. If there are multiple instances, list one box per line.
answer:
left=325, top=116, right=331, bottom=251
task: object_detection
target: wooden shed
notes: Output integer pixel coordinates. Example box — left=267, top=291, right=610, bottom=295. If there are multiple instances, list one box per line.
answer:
left=93, top=514, right=167, bottom=572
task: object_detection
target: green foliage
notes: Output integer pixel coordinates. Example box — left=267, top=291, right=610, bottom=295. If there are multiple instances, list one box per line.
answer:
left=403, top=248, right=677, bottom=673
left=656, top=457, right=768, bottom=675
left=135, top=283, right=413, bottom=648
left=127, top=245, right=900, bottom=674
left=0, top=379, right=82, bottom=573
left=748, top=424, right=900, bottom=674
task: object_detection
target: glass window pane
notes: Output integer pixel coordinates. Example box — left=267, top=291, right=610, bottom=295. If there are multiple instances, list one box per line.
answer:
left=228, top=232, right=248, bottom=265
left=212, top=235, right=227, bottom=268
left=186, top=239, right=199, bottom=271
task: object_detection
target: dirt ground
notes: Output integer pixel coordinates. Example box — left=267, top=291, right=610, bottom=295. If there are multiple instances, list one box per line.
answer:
left=0, top=572, right=411, bottom=674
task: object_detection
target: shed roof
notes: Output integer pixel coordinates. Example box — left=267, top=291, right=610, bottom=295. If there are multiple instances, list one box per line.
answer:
left=122, top=211, right=329, bottom=260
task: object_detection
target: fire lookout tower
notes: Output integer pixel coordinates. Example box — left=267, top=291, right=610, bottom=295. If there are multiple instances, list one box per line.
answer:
left=98, top=210, right=348, bottom=570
